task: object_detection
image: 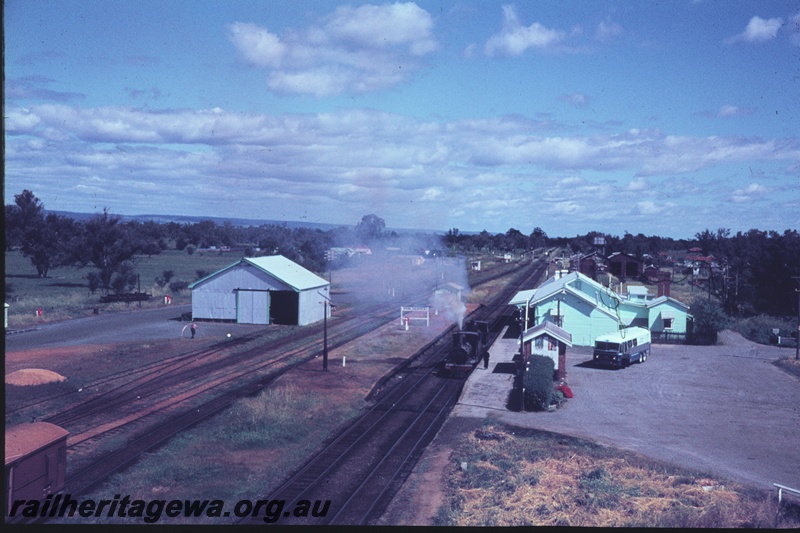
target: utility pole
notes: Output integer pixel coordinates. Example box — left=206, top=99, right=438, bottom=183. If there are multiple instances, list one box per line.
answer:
left=794, top=277, right=800, bottom=361
left=323, top=300, right=328, bottom=371
left=319, top=290, right=334, bottom=371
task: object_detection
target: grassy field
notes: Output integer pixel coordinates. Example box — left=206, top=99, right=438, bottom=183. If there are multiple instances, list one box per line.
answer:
left=5, top=249, right=245, bottom=328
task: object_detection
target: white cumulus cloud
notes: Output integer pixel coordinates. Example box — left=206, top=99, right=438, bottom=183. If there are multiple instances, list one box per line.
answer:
left=727, top=15, right=783, bottom=44
left=484, top=5, right=565, bottom=56
left=227, top=2, right=438, bottom=97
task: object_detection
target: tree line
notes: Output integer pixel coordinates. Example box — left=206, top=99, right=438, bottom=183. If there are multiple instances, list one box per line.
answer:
left=4, top=190, right=442, bottom=294
left=5, top=190, right=799, bottom=319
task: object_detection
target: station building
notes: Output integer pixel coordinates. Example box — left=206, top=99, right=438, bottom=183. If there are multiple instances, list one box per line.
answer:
left=509, top=271, right=691, bottom=347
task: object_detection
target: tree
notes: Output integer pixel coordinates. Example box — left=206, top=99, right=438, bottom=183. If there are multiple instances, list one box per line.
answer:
left=529, top=227, right=547, bottom=250
left=110, top=261, right=138, bottom=294
left=355, top=214, right=385, bottom=243
left=689, top=297, right=729, bottom=345
left=6, top=190, right=76, bottom=277
left=75, top=209, right=141, bottom=290
left=7, top=190, right=44, bottom=246
left=505, top=228, right=528, bottom=251
left=21, top=213, right=78, bottom=278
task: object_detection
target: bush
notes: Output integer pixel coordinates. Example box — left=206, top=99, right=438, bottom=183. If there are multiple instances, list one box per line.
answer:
left=169, top=280, right=190, bottom=293
left=689, top=297, right=729, bottom=345
left=732, top=315, right=795, bottom=345
left=523, top=355, right=554, bottom=411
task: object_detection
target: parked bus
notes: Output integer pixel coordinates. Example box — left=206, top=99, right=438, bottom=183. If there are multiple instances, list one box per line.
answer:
left=592, top=327, right=651, bottom=368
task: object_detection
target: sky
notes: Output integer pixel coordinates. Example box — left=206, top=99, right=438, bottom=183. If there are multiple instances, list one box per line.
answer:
left=4, top=0, right=800, bottom=239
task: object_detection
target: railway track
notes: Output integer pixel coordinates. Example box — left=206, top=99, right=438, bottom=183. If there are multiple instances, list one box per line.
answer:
left=239, top=260, right=547, bottom=525
left=11, top=257, right=545, bottom=524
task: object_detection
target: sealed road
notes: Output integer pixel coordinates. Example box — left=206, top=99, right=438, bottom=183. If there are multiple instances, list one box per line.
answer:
left=453, top=329, right=800, bottom=492
left=5, top=305, right=264, bottom=351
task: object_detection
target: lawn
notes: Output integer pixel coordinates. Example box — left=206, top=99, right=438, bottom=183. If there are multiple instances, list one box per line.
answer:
left=5, top=249, right=245, bottom=328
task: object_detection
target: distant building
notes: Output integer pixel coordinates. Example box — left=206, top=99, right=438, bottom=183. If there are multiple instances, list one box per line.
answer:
left=189, top=255, right=330, bottom=326
left=327, top=246, right=373, bottom=260
left=571, top=251, right=604, bottom=281
left=607, top=252, right=643, bottom=279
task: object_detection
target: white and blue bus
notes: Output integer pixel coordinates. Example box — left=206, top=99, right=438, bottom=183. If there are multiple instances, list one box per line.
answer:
left=592, top=327, right=651, bottom=368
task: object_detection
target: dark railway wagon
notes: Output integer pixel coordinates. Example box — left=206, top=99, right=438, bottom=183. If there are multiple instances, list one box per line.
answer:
left=5, top=422, right=69, bottom=510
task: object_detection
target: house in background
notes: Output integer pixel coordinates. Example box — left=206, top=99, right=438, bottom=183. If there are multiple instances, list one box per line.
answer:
left=571, top=251, right=605, bottom=281
left=189, top=255, right=330, bottom=326
left=509, top=271, right=691, bottom=347
left=607, top=252, right=643, bottom=279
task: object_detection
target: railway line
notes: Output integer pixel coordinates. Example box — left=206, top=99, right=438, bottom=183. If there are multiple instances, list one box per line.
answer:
left=240, top=259, right=548, bottom=525
left=8, top=254, right=550, bottom=524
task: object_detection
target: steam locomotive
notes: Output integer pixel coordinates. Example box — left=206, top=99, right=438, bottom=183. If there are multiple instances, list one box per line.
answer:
left=443, top=320, right=490, bottom=377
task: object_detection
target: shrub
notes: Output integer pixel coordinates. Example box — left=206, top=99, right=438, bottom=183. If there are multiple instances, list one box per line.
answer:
left=169, top=280, right=190, bottom=293
left=732, top=314, right=795, bottom=345
left=689, top=297, right=729, bottom=345
left=86, top=271, right=101, bottom=293
left=523, top=354, right=554, bottom=411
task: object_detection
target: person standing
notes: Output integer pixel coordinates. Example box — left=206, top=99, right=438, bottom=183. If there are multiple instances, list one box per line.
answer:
left=191, top=322, right=197, bottom=339
left=483, top=350, right=490, bottom=369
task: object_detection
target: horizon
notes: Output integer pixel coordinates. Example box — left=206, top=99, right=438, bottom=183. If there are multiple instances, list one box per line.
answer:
left=5, top=1, right=799, bottom=240
left=45, top=206, right=798, bottom=243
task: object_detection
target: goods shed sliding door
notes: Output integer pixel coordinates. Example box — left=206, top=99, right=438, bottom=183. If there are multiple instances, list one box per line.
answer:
left=237, top=290, right=270, bottom=325
left=270, top=291, right=299, bottom=325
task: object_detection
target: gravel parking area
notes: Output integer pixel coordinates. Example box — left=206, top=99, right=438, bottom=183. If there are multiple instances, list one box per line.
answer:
left=453, top=329, right=800, bottom=492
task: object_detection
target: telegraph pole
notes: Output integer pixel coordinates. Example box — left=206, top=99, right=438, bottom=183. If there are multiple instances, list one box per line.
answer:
left=794, top=277, right=800, bottom=360
left=323, top=300, right=328, bottom=370
left=319, top=290, right=333, bottom=371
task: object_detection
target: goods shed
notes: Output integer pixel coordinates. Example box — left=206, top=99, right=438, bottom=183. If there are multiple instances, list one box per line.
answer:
left=188, top=255, right=330, bottom=326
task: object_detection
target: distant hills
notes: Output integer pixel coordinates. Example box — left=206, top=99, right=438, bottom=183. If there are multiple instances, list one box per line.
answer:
left=48, top=210, right=445, bottom=234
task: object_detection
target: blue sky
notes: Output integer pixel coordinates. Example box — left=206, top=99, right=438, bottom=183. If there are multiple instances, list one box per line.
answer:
left=5, top=0, right=800, bottom=239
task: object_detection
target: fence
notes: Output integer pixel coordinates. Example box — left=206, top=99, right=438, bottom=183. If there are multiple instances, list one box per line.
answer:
left=99, top=292, right=151, bottom=303
left=774, top=483, right=800, bottom=503
left=651, top=331, right=687, bottom=344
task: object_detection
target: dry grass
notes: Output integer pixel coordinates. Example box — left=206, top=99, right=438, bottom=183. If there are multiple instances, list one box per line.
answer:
left=437, top=423, right=799, bottom=528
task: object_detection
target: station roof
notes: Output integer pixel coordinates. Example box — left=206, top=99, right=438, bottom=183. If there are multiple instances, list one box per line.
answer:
left=522, top=321, right=573, bottom=347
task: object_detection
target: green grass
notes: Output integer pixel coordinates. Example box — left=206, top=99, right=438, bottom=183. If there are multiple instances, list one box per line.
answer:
left=5, top=249, right=244, bottom=327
